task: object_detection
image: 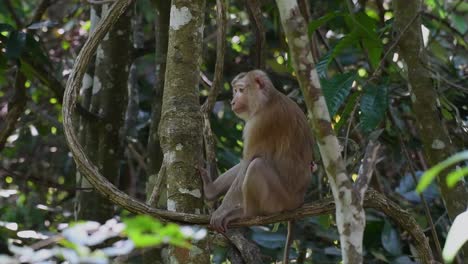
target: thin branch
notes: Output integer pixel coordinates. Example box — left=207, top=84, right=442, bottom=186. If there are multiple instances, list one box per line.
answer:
left=28, top=0, right=57, bottom=26
left=368, top=11, right=421, bottom=82
left=355, top=130, right=382, bottom=197
left=201, top=0, right=227, bottom=113
left=88, top=0, right=116, bottom=5
left=245, top=0, right=266, bottom=69
left=200, top=0, right=227, bottom=184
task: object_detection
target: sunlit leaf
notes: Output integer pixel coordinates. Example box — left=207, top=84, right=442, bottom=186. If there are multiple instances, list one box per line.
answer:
left=416, top=151, right=468, bottom=193
left=446, top=167, right=468, bottom=188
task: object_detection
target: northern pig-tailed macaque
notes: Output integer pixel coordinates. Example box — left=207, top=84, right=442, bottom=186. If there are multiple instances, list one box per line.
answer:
left=200, top=70, right=314, bottom=264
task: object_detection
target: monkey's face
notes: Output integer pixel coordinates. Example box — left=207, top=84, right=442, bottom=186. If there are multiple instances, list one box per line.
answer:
left=231, top=82, right=250, bottom=120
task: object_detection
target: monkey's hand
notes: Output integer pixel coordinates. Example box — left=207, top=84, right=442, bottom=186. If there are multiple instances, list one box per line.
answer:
left=210, top=209, right=228, bottom=233
left=198, top=166, right=211, bottom=184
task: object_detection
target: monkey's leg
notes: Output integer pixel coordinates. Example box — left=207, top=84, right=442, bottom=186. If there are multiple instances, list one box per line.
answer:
left=210, top=169, right=247, bottom=232
left=242, top=158, right=292, bottom=216
left=201, top=163, right=241, bottom=201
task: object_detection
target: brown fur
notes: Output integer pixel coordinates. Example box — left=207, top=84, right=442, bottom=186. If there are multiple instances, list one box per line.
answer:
left=200, top=70, right=314, bottom=262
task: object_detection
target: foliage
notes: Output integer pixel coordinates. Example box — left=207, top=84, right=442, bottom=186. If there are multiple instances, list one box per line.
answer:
left=0, top=0, right=467, bottom=262
left=0, top=216, right=205, bottom=263
left=416, top=151, right=468, bottom=192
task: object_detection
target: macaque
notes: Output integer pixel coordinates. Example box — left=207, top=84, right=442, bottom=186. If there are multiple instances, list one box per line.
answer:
left=200, top=70, right=314, bottom=263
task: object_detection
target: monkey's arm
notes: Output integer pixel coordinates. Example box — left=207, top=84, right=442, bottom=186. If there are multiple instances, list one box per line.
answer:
left=201, top=163, right=241, bottom=201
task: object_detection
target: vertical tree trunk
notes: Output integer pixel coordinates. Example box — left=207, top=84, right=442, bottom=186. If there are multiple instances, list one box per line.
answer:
left=394, top=0, right=468, bottom=261
left=78, top=3, right=132, bottom=222
left=147, top=0, right=170, bottom=209
left=275, top=1, right=370, bottom=263
left=158, top=0, right=209, bottom=263
left=143, top=2, right=171, bottom=263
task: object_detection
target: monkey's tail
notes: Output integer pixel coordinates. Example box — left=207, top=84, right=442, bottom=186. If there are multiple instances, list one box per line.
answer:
left=283, top=220, right=293, bottom=264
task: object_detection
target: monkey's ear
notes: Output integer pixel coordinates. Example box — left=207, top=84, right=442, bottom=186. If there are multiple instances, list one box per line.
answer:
left=254, top=76, right=265, bottom=89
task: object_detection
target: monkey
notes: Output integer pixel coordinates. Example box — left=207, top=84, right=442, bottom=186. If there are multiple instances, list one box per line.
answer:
left=200, top=70, right=314, bottom=264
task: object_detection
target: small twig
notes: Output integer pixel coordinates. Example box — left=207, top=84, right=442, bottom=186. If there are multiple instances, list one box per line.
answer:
left=88, top=0, right=116, bottom=5
left=28, top=0, right=57, bottom=26
left=368, top=11, right=421, bottom=83
left=355, top=130, right=382, bottom=197
left=146, top=165, right=166, bottom=206
left=201, top=0, right=227, bottom=113
left=30, top=235, right=64, bottom=250
left=343, top=96, right=361, bottom=163
left=245, top=0, right=266, bottom=69
left=127, top=142, right=148, bottom=173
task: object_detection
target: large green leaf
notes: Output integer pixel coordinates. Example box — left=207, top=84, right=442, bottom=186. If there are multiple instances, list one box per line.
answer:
left=327, top=30, right=359, bottom=66
left=360, top=84, right=388, bottom=133
left=354, top=12, right=382, bottom=69
left=321, top=71, right=356, bottom=116
left=308, top=11, right=345, bottom=36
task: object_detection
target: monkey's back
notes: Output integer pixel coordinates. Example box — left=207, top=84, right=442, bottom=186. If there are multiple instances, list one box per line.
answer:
left=243, top=92, right=313, bottom=193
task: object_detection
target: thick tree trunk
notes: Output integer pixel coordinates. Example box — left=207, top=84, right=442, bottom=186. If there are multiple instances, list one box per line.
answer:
left=158, top=0, right=209, bottom=263
left=78, top=3, right=132, bottom=222
left=394, top=0, right=468, bottom=261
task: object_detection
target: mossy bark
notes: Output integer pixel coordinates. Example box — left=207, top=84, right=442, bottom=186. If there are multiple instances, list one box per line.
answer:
left=158, top=0, right=209, bottom=263
left=78, top=4, right=132, bottom=222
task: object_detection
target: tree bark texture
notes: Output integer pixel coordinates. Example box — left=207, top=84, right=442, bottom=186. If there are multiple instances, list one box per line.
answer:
left=394, top=0, right=467, bottom=222
left=78, top=3, right=132, bottom=222
left=275, top=1, right=387, bottom=263
left=394, top=0, right=467, bottom=261
left=158, top=0, right=209, bottom=263
left=147, top=0, right=171, bottom=208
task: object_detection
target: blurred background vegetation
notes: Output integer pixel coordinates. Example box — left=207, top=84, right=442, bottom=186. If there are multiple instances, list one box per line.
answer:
left=0, top=0, right=467, bottom=263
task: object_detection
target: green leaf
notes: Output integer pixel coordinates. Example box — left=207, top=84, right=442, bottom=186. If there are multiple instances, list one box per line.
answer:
left=123, top=215, right=189, bottom=248
left=355, top=12, right=382, bottom=68
left=5, top=30, right=27, bottom=60
left=334, top=92, right=360, bottom=132
left=362, top=36, right=382, bottom=69
left=360, top=84, right=388, bottom=133
left=447, top=167, right=468, bottom=188
left=327, top=30, right=359, bottom=66
left=416, top=151, right=468, bottom=193
left=450, top=14, right=467, bottom=35
left=316, top=51, right=331, bottom=78
left=308, top=11, right=344, bottom=36
left=321, top=71, right=356, bottom=116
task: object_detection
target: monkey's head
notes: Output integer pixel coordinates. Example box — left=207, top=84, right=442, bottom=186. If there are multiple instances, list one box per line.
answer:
left=230, top=70, right=273, bottom=120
